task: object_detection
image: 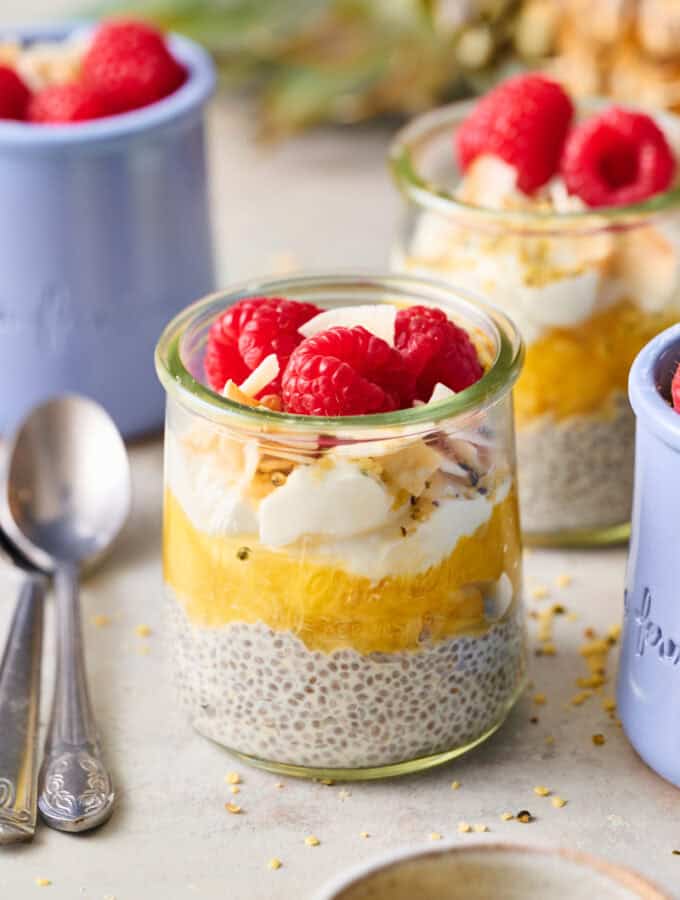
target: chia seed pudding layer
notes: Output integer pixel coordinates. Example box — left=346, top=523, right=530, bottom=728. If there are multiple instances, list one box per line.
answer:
left=166, top=591, right=527, bottom=770
left=517, top=392, right=634, bottom=536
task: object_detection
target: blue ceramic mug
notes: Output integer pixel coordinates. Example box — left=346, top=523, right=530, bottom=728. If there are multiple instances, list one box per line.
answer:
left=0, top=25, right=216, bottom=439
left=618, top=322, right=680, bottom=787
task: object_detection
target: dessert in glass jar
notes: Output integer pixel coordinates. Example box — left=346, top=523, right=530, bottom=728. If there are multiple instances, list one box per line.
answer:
left=155, top=273, right=526, bottom=779
left=390, top=74, right=680, bottom=545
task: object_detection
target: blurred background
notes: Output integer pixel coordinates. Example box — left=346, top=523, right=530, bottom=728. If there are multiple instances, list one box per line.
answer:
left=8, top=1, right=680, bottom=140
left=6, top=0, right=680, bottom=282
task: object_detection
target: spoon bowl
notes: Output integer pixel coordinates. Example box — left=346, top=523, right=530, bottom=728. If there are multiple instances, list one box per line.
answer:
left=1, top=394, right=130, bottom=833
left=4, top=395, right=130, bottom=571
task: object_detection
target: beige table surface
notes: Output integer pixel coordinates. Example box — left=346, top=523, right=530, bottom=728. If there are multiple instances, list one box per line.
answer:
left=2, top=4, right=680, bottom=899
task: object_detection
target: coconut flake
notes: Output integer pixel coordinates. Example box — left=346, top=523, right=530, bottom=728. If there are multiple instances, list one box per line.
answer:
left=428, top=382, right=457, bottom=404
left=238, top=354, right=280, bottom=397
left=299, top=305, right=397, bottom=346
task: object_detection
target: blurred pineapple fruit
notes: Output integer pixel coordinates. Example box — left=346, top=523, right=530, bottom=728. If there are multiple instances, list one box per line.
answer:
left=519, top=0, right=680, bottom=112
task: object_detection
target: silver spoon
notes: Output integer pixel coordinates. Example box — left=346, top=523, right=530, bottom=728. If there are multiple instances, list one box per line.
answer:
left=1, top=395, right=130, bottom=833
left=0, top=530, right=46, bottom=844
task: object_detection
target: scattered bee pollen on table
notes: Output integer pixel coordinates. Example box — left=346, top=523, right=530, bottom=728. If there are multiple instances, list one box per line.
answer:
left=457, top=822, right=471, bottom=833
left=571, top=691, right=592, bottom=706
left=226, top=772, right=241, bottom=785
left=533, top=786, right=550, bottom=797
left=556, top=574, right=572, bottom=588
left=92, top=614, right=111, bottom=627
left=230, top=785, right=240, bottom=795
left=472, top=824, right=488, bottom=833
left=268, top=858, right=283, bottom=870
left=35, top=879, right=51, bottom=887
left=533, top=693, right=547, bottom=705
left=428, top=832, right=442, bottom=841
left=603, top=698, right=617, bottom=712
left=552, top=796, right=567, bottom=808
left=135, top=624, right=152, bottom=638
left=592, top=733, right=606, bottom=746
left=531, top=585, right=550, bottom=600
left=225, top=802, right=242, bottom=814
left=450, top=780, right=461, bottom=790
left=320, top=778, right=335, bottom=786
left=305, top=835, right=320, bottom=847
left=501, top=812, right=514, bottom=821
left=359, top=832, right=370, bottom=839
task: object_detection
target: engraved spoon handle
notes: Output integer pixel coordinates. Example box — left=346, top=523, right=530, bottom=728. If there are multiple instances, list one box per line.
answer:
left=0, top=574, right=44, bottom=844
left=38, top=563, right=115, bottom=833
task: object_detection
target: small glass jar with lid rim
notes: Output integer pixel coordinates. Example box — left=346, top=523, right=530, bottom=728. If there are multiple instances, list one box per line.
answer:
left=156, top=272, right=526, bottom=779
left=390, top=100, right=680, bottom=546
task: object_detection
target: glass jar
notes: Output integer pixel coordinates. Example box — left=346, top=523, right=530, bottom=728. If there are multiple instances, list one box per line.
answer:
left=155, top=273, right=526, bottom=779
left=390, top=102, right=680, bottom=546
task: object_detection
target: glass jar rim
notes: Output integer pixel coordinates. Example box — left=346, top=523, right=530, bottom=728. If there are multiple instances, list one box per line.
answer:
left=389, top=99, right=680, bottom=230
left=154, top=271, right=524, bottom=434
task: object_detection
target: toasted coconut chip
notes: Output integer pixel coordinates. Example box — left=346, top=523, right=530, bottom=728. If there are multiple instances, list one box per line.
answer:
left=428, top=382, right=457, bottom=404
left=239, top=354, right=280, bottom=397
left=299, top=304, right=397, bottom=346
left=223, top=380, right=261, bottom=408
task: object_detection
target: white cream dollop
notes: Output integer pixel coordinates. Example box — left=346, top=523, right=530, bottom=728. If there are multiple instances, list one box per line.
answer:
left=258, top=460, right=394, bottom=548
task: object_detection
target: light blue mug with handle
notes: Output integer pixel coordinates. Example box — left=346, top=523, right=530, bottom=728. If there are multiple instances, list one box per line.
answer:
left=618, top=322, right=680, bottom=787
left=0, top=24, right=216, bottom=439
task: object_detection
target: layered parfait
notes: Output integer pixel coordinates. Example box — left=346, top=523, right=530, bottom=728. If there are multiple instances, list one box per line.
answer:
left=156, top=275, right=526, bottom=776
left=391, top=74, right=680, bottom=543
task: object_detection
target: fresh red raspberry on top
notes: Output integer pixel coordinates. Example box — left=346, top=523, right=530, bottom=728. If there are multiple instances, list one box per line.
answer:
left=236, top=297, right=321, bottom=375
left=204, top=320, right=251, bottom=395
left=395, top=305, right=483, bottom=402
left=0, top=65, right=31, bottom=120
left=561, top=107, right=676, bottom=208
left=672, top=362, right=680, bottom=413
left=82, top=19, right=186, bottom=115
left=28, top=84, right=109, bottom=124
left=456, top=74, right=573, bottom=194
left=282, top=326, right=415, bottom=416
left=204, top=297, right=320, bottom=394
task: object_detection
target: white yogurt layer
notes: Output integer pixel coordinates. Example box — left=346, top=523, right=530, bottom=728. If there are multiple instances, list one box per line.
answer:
left=308, top=478, right=510, bottom=580
left=397, top=156, right=680, bottom=344
left=167, top=428, right=506, bottom=581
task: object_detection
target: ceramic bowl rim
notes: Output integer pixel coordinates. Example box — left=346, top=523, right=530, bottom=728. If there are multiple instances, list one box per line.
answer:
left=313, top=841, right=671, bottom=900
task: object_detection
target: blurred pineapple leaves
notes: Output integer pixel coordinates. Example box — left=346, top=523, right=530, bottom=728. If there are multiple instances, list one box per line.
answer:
left=106, top=0, right=523, bottom=137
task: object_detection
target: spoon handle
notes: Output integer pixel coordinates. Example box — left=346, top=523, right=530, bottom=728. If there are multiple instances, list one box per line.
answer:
left=38, top=564, right=115, bottom=833
left=0, top=574, right=44, bottom=844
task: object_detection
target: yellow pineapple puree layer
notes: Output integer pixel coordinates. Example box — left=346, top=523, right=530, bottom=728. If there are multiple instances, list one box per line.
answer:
left=163, top=488, right=521, bottom=655
left=515, top=300, right=679, bottom=426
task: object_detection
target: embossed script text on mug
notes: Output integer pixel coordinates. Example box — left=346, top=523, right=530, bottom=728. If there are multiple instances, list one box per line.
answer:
left=624, top=586, right=680, bottom=664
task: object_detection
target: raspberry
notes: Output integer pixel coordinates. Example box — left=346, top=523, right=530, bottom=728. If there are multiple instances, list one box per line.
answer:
left=204, top=323, right=251, bottom=395
left=561, top=107, right=676, bottom=208
left=236, top=297, right=321, bottom=375
left=204, top=297, right=320, bottom=394
left=27, top=84, right=109, bottom=124
left=0, top=65, right=31, bottom=120
left=672, top=362, right=680, bottom=413
left=456, top=74, right=573, bottom=194
left=395, top=306, right=483, bottom=402
left=282, top=326, right=415, bottom=416
left=82, top=19, right=186, bottom=115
